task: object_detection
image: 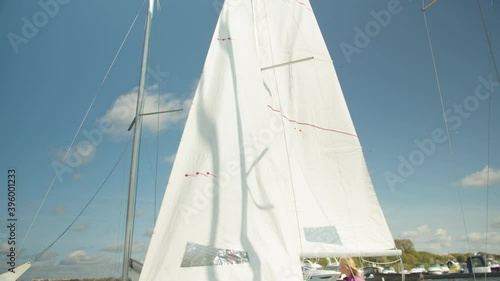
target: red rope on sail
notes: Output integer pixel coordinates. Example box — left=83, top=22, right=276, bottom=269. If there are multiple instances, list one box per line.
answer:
left=268, top=105, right=357, bottom=137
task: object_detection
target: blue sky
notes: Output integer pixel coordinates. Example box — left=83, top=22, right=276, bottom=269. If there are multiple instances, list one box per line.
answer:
left=1, top=0, right=499, bottom=279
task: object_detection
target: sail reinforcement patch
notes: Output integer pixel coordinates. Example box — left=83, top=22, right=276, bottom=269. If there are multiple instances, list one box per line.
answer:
left=304, top=226, right=341, bottom=244
left=181, top=242, right=250, bottom=267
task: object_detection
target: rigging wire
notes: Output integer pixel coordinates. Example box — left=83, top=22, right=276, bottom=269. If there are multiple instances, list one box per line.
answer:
left=360, top=256, right=403, bottom=267
left=154, top=90, right=160, bottom=224
left=65, top=0, right=148, bottom=160
left=421, top=0, right=474, bottom=257
left=476, top=0, right=500, bottom=84
left=360, top=257, right=405, bottom=281
left=153, top=4, right=166, bottom=227
left=114, top=159, right=129, bottom=276
left=423, top=1, right=499, bottom=278
left=17, top=0, right=148, bottom=261
left=33, top=138, right=132, bottom=262
left=101, top=0, right=149, bottom=88
left=476, top=0, right=496, bottom=265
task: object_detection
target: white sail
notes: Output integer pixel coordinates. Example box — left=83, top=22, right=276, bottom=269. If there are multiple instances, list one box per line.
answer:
left=140, top=0, right=399, bottom=280
left=0, top=262, right=31, bottom=281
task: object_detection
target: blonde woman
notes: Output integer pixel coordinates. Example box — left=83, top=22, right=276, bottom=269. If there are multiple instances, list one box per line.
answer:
left=339, top=257, right=364, bottom=281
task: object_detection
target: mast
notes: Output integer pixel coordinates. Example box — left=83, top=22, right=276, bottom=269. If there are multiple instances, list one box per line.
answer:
left=121, top=1, right=155, bottom=280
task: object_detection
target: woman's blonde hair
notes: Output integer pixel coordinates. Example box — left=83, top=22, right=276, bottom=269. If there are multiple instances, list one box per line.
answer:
left=340, top=257, right=361, bottom=276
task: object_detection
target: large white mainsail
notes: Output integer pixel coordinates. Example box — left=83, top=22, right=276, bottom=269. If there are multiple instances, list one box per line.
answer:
left=140, top=0, right=399, bottom=280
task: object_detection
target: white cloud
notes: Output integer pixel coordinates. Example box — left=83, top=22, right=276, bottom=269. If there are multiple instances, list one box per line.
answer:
left=73, top=224, right=88, bottom=232
left=101, top=241, right=149, bottom=253
left=54, top=144, right=96, bottom=168
left=59, top=250, right=110, bottom=265
left=190, top=79, right=200, bottom=92
left=401, top=225, right=431, bottom=242
left=50, top=206, right=67, bottom=216
left=464, top=232, right=500, bottom=243
left=400, top=225, right=452, bottom=253
left=135, top=209, right=145, bottom=218
left=50, top=88, right=190, bottom=169
left=133, top=241, right=150, bottom=253
left=34, top=251, right=59, bottom=262
left=99, top=88, right=191, bottom=138
left=492, top=216, right=500, bottom=229
left=143, top=228, right=154, bottom=237
left=0, top=242, right=26, bottom=259
left=0, top=242, right=10, bottom=254
left=101, top=242, right=122, bottom=252
left=165, top=153, right=176, bottom=164
left=457, top=232, right=500, bottom=253
left=399, top=225, right=500, bottom=254
left=434, top=228, right=452, bottom=241
left=460, top=165, right=500, bottom=187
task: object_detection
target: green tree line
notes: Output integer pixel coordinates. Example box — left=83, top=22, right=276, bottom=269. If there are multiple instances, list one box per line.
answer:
left=312, top=239, right=499, bottom=271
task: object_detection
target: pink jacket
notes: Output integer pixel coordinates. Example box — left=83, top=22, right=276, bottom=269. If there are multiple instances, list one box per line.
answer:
left=344, top=274, right=364, bottom=281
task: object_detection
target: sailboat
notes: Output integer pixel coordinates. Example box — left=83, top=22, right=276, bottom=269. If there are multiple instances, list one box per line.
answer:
left=128, top=0, right=401, bottom=280
left=0, top=0, right=401, bottom=280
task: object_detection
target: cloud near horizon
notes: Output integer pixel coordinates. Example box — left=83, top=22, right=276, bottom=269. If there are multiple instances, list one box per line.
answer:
left=101, top=241, right=149, bottom=253
left=59, top=250, right=111, bottom=265
left=0, top=242, right=26, bottom=259
left=460, top=165, right=500, bottom=187
left=400, top=225, right=453, bottom=253
left=462, top=232, right=500, bottom=244
left=99, top=87, right=191, bottom=138
left=33, top=251, right=59, bottom=263
left=459, top=232, right=500, bottom=253
left=0, top=242, right=10, bottom=254
left=492, top=216, right=500, bottom=229
left=399, top=225, right=500, bottom=254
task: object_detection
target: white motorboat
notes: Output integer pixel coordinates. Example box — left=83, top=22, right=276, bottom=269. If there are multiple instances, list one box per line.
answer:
left=410, top=264, right=427, bottom=274
left=427, top=263, right=443, bottom=275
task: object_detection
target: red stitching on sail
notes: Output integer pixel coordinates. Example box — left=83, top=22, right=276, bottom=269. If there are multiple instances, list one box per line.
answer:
left=185, top=172, right=216, bottom=177
left=268, top=105, right=357, bottom=137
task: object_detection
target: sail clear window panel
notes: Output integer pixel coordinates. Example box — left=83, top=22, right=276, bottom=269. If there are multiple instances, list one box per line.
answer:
left=303, top=226, right=341, bottom=245
left=181, top=242, right=250, bottom=267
